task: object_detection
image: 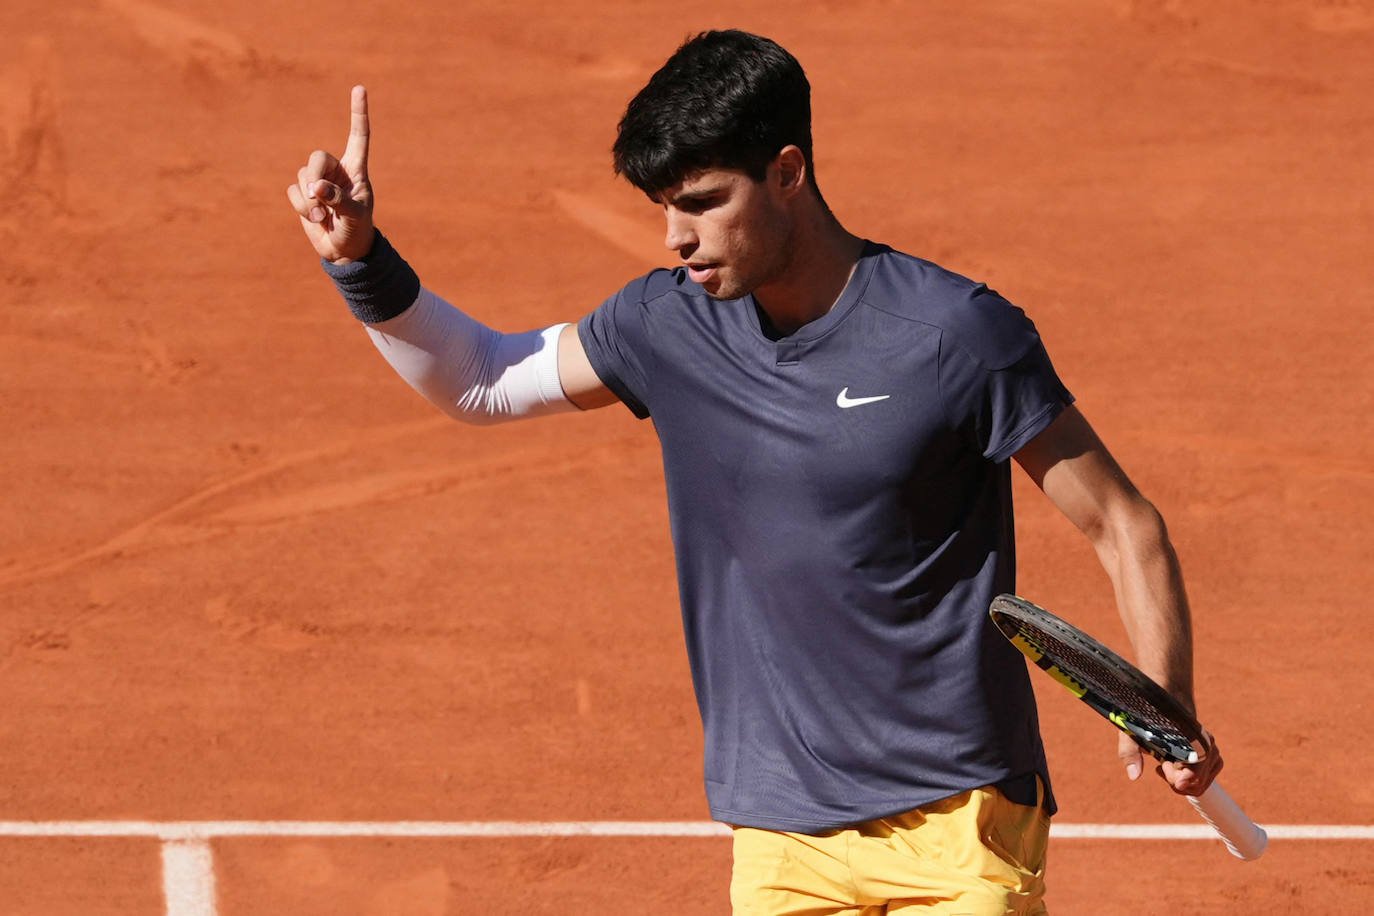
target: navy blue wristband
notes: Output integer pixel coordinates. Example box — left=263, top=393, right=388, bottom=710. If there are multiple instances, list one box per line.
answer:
left=321, top=229, right=422, bottom=324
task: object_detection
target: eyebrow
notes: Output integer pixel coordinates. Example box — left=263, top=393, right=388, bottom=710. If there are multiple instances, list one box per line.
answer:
left=663, top=186, right=726, bottom=206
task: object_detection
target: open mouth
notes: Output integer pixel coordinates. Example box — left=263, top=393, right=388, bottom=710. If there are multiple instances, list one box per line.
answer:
left=686, top=264, right=717, bottom=283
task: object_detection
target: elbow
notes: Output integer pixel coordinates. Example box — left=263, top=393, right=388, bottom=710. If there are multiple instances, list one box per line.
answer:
left=439, top=384, right=544, bottom=425
left=441, top=390, right=517, bottom=426
left=1090, top=496, right=1172, bottom=562
left=445, top=409, right=506, bottom=427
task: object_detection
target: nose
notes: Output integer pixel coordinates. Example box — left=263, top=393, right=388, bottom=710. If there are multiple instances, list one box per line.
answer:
left=663, top=209, right=696, bottom=257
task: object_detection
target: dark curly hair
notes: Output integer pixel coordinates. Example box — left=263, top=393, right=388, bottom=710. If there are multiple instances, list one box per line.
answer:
left=613, top=30, right=817, bottom=196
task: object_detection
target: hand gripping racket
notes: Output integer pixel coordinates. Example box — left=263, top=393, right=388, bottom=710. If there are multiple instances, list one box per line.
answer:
left=989, top=594, right=1267, bottom=860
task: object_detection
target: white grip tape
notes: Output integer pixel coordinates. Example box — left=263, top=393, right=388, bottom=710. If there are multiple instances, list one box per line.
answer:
left=1188, top=782, right=1268, bottom=860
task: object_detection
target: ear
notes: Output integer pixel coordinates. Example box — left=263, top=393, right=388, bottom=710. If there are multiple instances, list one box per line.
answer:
left=772, top=145, right=808, bottom=196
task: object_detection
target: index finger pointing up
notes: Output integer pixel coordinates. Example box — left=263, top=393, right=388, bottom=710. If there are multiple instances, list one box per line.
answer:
left=342, top=84, right=370, bottom=174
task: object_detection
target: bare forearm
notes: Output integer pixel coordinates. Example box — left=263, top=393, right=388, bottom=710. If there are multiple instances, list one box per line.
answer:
left=1092, top=500, right=1195, bottom=711
left=1015, top=408, right=1220, bottom=790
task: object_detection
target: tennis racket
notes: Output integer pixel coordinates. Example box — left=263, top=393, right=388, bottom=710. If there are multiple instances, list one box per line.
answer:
left=989, top=594, right=1267, bottom=860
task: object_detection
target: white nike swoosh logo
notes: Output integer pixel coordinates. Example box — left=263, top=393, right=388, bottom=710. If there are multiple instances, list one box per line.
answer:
left=836, top=387, right=891, bottom=408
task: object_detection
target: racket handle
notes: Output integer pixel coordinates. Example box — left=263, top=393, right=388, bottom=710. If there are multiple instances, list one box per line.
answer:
left=1188, top=782, right=1268, bottom=860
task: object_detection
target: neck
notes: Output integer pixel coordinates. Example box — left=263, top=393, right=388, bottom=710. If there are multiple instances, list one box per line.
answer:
left=753, top=207, right=866, bottom=337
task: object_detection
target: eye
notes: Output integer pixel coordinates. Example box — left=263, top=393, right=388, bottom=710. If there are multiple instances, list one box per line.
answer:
left=679, top=195, right=719, bottom=214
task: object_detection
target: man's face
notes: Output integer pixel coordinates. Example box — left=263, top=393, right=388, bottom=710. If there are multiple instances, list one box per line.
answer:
left=654, top=165, right=794, bottom=300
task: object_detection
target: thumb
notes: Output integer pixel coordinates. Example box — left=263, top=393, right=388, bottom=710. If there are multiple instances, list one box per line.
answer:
left=310, top=179, right=344, bottom=205
left=310, top=178, right=368, bottom=219
left=1118, top=731, right=1143, bottom=781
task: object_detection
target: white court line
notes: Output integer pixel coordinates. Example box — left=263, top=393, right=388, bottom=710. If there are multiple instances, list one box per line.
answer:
left=0, top=821, right=1370, bottom=916
left=160, top=838, right=216, bottom=916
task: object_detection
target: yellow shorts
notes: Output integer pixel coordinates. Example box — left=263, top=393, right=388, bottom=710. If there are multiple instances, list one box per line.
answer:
left=729, top=783, right=1050, bottom=915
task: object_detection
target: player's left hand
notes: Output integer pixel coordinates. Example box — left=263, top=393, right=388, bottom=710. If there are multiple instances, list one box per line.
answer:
left=1119, top=728, right=1224, bottom=796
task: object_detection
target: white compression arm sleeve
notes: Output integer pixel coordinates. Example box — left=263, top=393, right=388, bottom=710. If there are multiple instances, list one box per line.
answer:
left=364, top=287, right=578, bottom=424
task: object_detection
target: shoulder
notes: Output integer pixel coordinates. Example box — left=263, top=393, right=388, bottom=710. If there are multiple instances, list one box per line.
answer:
left=861, top=246, right=1043, bottom=371
left=616, top=266, right=705, bottom=308
left=581, top=266, right=715, bottom=349
left=588, top=266, right=729, bottom=343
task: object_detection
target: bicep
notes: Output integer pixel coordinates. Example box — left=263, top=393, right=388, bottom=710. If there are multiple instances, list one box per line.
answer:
left=1013, top=404, right=1150, bottom=543
left=557, top=322, right=620, bottom=411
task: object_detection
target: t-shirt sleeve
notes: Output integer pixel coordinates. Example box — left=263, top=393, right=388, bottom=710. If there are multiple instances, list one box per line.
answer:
left=576, top=275, right=656, bottom=419
left=937, top=285, right=1074, bottom=463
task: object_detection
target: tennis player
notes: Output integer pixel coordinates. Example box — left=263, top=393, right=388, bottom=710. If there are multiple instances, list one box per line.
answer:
left=288, top=30, right=1223, bottom=914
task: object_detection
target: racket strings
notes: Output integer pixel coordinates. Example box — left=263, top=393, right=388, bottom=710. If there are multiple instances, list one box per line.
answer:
left=1020, top=622, right=1185, bottom=736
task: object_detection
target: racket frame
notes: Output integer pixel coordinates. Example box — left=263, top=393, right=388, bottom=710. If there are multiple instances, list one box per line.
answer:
left=991, top=597, right=1203, bottom=764
left=989, top=594, right=1268, bottom=861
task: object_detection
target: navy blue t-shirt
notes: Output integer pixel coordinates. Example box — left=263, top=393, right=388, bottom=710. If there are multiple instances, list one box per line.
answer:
left=578, top=243, right=1073, bottom=832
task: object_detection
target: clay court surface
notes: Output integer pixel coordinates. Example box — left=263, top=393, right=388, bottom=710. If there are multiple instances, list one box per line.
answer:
left=2, top=0, right=1372, bottom=912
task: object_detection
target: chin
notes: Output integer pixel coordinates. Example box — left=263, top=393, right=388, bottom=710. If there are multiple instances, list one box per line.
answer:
left=703, top=275, right=752, bottom=301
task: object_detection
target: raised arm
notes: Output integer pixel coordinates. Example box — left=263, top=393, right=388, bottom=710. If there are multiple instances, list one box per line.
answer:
left=1013, top=404, right=1223, bottom=796
left=286, top=86, right=615, bottom=419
